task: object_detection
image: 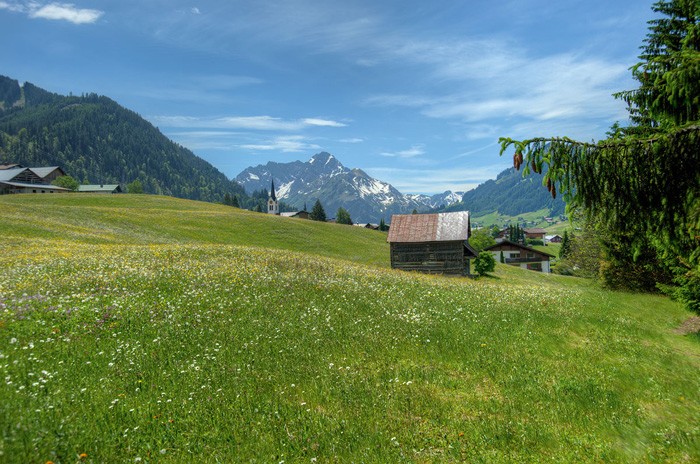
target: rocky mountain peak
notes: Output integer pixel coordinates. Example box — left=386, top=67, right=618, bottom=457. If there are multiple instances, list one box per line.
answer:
left=236, top=152, right=463, bottom=222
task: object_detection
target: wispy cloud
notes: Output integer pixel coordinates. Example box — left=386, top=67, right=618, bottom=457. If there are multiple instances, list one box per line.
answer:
left=380, top=145, right=426, bottom=158
left=367, top=49, right=630, bottom=135
left=152, top=114, right=347, bottom=131
left=366, top=163, right=511, bottom=194
left=1, top=2, right=104, bottom=24
left=240, top=135, right=321, bottom=153
left=303, top=118, right=347, bottom=127
left=138, top=1, right=633, bottom=144
left=340, top=138, right=364, bottom=143
left=0, top=1, right=24, bottom=13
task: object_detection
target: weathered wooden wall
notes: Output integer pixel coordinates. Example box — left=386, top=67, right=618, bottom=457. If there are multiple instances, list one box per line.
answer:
left=390, top=241, right=466, bottom=275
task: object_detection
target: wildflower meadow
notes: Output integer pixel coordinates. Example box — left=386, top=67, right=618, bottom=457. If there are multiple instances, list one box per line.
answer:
left=0, top=194, right=698, bottom=462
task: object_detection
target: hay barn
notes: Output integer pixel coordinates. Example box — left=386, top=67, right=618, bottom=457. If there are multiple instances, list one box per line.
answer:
left=387, top=211, right=477, bottom=275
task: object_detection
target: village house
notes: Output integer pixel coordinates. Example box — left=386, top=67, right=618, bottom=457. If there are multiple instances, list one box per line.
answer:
left=485, top=240, right=554, bottom=273
left=280, top=211, right=309, bottom=219
left=545, top=234, right=563, bottom=244
left=523, top=228, right=547, bottom=240
left=387, top=211, right=477, bottom=275
left=354, top=223, right=379, bottom=230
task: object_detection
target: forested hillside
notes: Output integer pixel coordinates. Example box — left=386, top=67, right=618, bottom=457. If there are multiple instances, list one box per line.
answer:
left=445, top=167, right=566, bottom=217
left=0, top=76, right=245, bottom=202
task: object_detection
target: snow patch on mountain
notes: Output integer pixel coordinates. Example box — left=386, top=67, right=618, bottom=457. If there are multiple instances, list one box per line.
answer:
left=235, top=152, right=463, bottom=223
left=276, top=181, right=294, bottom=199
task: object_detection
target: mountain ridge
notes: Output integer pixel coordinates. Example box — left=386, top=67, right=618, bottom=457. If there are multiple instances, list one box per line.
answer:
left=0, top=75, right=563, bottom=222
left=236, top=152, right=461, bottom=223
left=0, top=75, right=246, bottom=203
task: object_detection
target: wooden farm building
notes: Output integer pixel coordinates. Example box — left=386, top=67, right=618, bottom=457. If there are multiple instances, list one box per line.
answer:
left=0, top=166, right=70, bottom=195
left=387, top=211, right=477, bottom=275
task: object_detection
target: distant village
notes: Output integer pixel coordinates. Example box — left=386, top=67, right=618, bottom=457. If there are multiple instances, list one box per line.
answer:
left=2, top=164, right=561, bottom=276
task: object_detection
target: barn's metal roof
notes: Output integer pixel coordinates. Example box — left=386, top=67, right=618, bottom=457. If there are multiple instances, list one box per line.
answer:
left=0, top=180, right=69, bottom=190
left=77, top=184, right=122, bottom=192
left=29, top=167, right=64, bottom=178
left=387, top=211, right=470, bottom=243
left=0, top=169, right=24, bottom=181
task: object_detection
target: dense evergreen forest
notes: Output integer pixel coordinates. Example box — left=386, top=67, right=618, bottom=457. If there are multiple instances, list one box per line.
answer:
left=444, top=167, right=566, bottom=217
left=0, top=75, right=246, bottom=203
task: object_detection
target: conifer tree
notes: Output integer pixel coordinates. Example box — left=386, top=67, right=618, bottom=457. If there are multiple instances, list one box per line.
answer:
left=559, top=230, right=572, bottom=259
left=310, top=199, right=327, bottom=222
left=499, top=0, right=700, bottom=310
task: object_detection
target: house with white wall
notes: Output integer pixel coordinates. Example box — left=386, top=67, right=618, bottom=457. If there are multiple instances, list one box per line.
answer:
left=485, top=240, right=554, bottom=273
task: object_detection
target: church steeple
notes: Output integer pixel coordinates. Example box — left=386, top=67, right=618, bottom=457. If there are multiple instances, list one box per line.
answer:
left=267, top=178, right=279, bottom=215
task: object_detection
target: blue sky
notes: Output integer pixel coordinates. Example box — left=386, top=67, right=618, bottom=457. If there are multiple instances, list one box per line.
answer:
left=2, top=1, right=656, bottom=194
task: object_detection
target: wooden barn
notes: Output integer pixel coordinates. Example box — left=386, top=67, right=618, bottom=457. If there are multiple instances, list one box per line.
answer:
left=0, top=167, right=70, bottom=195
left=387, top=211, right=477, bottom=275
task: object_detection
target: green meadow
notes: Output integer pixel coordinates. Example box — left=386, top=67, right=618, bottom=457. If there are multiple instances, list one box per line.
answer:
left=0, top=194, right=698, bottom=463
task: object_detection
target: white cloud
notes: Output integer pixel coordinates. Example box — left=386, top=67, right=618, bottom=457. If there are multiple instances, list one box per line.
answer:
left=29, top=2, right=103, bottom=24
left=0, top=1, right=25, bottom=13
left=217, top=116, right=302, bottom=131
left=152, top=114, right=347, bottom=131
left=240, top=135, right=321, bottom=153
left=380, top=145, right=425, bottom=158
left=368, top=49, right=630, bottom=142
left=303, top=118, right=347, bottom=128
left=190, top=7, right=200, bottom=15
left=366, top=164, right=510, bottom=195
left=340, top=138, right=364, bottom=143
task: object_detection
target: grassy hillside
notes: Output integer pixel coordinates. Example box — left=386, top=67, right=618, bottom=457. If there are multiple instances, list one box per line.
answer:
left=0, top=194, right=698, bottom=463
left=0, top=194, right=389, bottom=267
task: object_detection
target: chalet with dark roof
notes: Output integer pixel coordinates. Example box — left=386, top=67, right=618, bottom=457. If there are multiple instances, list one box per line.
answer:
left=523, top=228, right=547, bottom=240
left=485, top=240, right=554, bottom=273
left=387, top=211, right=477, bottom=275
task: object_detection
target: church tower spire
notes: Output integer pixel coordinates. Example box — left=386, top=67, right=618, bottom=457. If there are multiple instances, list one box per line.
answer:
left=267, top=179, right=279, bottom=215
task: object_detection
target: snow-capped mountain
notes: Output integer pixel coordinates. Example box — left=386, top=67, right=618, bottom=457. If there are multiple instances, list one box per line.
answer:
left=235, top=152, right=462, bottom=223
left=407, top=191, right=465, bottom=209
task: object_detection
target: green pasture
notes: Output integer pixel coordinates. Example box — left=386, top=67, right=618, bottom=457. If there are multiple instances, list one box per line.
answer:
left=0, top=195, right=698, bottom=463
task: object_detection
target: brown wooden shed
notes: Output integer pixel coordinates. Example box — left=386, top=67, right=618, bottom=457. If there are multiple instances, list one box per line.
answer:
left=387, top=211, right=477, bottom=275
